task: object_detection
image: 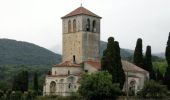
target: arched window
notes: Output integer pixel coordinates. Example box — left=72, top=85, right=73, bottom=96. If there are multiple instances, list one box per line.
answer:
left=67, top=76, right=76, bottom=91
left=92, top=20, right=96, bottom=32
left=86, top=19, right=90, bottom=31
left=68, top=20, right=71, bottom=33
left=50, top=81, right=56, bottom=94
left=129, top=80, right=136, bottom=96
left=73, top=19, right=76, bottom=32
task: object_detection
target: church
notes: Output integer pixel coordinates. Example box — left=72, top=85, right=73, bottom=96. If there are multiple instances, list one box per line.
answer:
left=43, top=6, right=149, bottom=96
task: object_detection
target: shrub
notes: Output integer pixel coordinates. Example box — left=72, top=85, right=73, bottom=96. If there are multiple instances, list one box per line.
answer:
left=0, top=90, right=4, bottom=99
left=137, top=80, right=168, bottom=98
left=78, top=71, right=122, bottom=100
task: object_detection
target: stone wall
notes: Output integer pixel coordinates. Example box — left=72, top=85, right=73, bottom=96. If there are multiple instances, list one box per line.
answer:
left=62, top=15, right=100, bottom=63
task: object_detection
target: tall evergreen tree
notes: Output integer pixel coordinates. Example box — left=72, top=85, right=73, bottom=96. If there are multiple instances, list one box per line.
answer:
left=143, top=46, right=156, bottom=80
left=114, top=41, right=125, bottom=89
left=133, top=38, right=143, bottom=68
left=33, top=72, right=38, bottom=93
left=101, top=37, right=115, bottom=72
left=164, top=32, right=170, bottom=90
left=12, top=71, right=29, bottom=92
left=101, top=37, right=125, bottom=89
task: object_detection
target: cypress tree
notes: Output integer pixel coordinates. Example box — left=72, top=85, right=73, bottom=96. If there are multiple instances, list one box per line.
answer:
left=33, top=72, right=39, bottom=93
left=101, top=37, right=115, bottom=72
left=114, top=41, right=125, bottom=89
left=164, top=32, right=170, bottom=90
left=101, top=37, right=125, bottom=89
left=12, top=71, right=29, bottom=92
left=143, top=46, right=156, bottom=80
left=133, top=38, right=143, bottom=68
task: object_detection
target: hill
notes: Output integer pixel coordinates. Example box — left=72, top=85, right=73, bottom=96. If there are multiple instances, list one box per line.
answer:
left=0, top=39, right=61, bottom=66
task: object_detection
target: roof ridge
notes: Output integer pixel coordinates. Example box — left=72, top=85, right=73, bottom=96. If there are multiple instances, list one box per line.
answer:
left=62, top=6, right=101, bottom=18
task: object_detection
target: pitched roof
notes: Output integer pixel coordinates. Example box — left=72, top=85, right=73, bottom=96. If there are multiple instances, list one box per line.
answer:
left=84, top=60, right=148, bottom=74
left=62, top=7, right=101, bottom=18
left=46, top=73, right=82, bottom=78
left=54, top=61, right=81, bottom=67
left=85, top=60, right=101, bottom=70
left=122, top=61, right=148, bottom=73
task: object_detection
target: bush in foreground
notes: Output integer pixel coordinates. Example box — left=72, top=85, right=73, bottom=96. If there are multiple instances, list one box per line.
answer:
left=137, top=80, right=168, bottom=98
left=78, top=71, right=122, bottom=100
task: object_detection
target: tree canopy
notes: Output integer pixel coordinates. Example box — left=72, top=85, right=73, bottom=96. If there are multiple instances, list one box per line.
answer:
left=78, top=71, right=121, bottom=100
left=133, top=38, right=143, bottom=68
left=101, top=37, right=125, bottom=89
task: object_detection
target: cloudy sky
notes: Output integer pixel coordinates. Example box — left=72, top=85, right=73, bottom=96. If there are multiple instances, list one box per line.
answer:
left=0, top=0, right=169, bottom=54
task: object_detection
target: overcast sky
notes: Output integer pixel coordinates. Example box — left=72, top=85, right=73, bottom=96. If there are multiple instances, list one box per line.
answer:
left=0, top=0, right=170, bottom=54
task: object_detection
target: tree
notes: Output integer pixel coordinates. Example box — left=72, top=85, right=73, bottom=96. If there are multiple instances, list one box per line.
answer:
left=12, top=71, right=29, bottom=92
left=101, top=37, right=115, bottom=71
left=33, top=72, right=38, bottom=93
left=114, top=41, right=125, bottom=89
left=133, top=38, right=143, bottom=68
left=101, top=37, right=125, bottom=89
left=78, top=71, right=122, bottom=100
left=143, top=46, right=156, bottom=80
left=164, top=32, right=170, bottom=91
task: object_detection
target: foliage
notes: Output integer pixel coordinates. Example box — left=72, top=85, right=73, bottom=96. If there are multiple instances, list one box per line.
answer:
left=166, top=32, right=170, bottom=65
left=133, top=38, right=143, bottom=68
left=114, top=41, right=125, bottom=89
left=78, top=71, right=122, bottom=100
left=12, top=71, right=29, bottom=92
left=0, top=90, right=4, bottom=99
left=33, top=72, right=39, bottom=94
left=164, top=67, right=170, bottom=91
left=101, top=37, right=125, bottom=89
left=164, top=32, right=170, bottom=91
left=0, top=39, right=61, bottom=66
left=153, top=60, right=167, bottom=74
left=0, top=65, right=49, bottom=92
left=137, top=80, right=168, bottom=98
left=143, top=46, right=156, bottom=80
left=156, top=69, right=164, bottom=83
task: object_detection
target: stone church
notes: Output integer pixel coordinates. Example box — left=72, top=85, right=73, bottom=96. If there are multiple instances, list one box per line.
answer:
left=43, top=6, right=149, bottom=96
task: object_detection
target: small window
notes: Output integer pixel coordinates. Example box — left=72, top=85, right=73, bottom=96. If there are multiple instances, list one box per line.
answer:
left=68, top=20, right=71, bottom=33
left=68, top=70, right=70, bottom=75
left=55, top=71, right=57, bottom=75
left=68, top=83, right=71, bottom=88
left=92, top=20, right=96, bottom=32
left=73, top=55, right=76, bottom=63
left=86, top=19, right=90, bottom=31
left=73, top=19, right=76, bottom=32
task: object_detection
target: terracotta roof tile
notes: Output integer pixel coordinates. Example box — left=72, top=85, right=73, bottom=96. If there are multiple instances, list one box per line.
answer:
left=85, top=60, right=101, bottom=70
left=62, top=7, right=101, bottom=18
left=46, top=73, right=82, bottom=78
left=84, top=60, right=148, bottom=74
left=121, top=60, right=148, bottom=73
left=54, top=61, right=81, bottom=67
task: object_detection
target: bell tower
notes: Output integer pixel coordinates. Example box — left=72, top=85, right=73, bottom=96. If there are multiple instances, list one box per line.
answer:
left=61, top=7, right=101, bottom=63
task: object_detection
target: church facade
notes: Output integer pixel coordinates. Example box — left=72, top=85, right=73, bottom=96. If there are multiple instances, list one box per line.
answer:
left=43, top=6, right=149, bottom=96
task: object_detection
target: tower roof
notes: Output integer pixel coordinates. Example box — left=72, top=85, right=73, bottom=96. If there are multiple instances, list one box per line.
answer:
left=62, top=7, right=101, bottom=19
